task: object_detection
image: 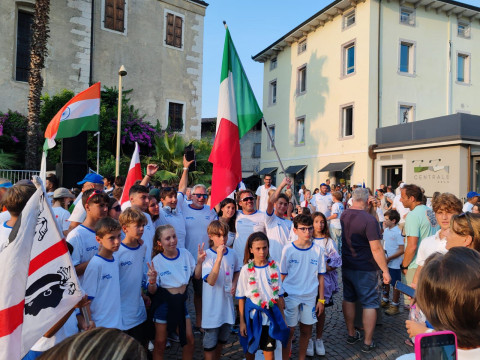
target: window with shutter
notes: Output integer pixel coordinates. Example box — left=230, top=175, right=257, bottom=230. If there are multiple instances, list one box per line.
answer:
left=165, top=12, right=183, bottom=49
left=16, top=10, right=33, bottom=82
left=166, top=13, right=174, bottom=46
left=168, top=102, right=184, bottom=132
left=104, top=0, right=125, bottom=33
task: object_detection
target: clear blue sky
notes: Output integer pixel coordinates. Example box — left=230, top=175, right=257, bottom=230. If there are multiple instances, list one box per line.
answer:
left=201, top=0, right=478, bottom=118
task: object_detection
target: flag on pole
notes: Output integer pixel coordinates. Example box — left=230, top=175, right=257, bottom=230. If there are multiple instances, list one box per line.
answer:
left=44, top=82, right=101, bottom=150
left=208, top=26, right=263, bottom=209
left=120, top=142, right=143, bottom=205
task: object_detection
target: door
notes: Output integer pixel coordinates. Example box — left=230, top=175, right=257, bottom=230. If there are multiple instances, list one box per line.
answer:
left=382, top=166, right=403, bottom=190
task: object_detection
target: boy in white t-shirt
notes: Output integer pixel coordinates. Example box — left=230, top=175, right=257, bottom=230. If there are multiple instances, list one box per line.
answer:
left=280, top=214, right=326, bottom=360
left=82, top=217, right=123, bottom=329
left=327, top=191, right=344, bottom=253
left=157, top=187, right=187, bottom=248
left=381, top=210, right=404, bottom=316
left=201, top=221, right=240, bottom=360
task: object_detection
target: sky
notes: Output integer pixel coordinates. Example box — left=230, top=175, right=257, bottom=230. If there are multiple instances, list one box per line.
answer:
left=200, top=0, right=478, bottom=118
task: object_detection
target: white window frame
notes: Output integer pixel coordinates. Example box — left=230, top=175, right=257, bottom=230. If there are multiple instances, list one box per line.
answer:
left=267, top=125, right=275, bottom=151
left=295, top=116, right=306, bottom=146
left=400, top=6, right=415, bottom=26
left=398, top=102, right=415, bottom=124
left=398, top=39, right=416, bottom=76
left=165, top=99, right=186, bottom=134
left=296, top=64, right=307, bottom=95
left=456, top=51, right=471, bottom=85
left=341, top=39, right=356, bottom=78
left=298, top=38, right=307, bottom=55
left=342, top=9, right=356, bottom=30
left=101, top=0, right=128, bottom=36
left=163, top=9, right=185, bottom=51
left=269, top=79, right=277, bottom=106
left=457, top=19, right=471, bottom=39
left=339, top=103, right=354, bottom=139
left=270, top=57, right=277, bottom=71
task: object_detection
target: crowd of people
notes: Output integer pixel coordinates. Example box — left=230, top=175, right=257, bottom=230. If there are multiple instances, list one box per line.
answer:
left=0, top=161, right=479, bottom=360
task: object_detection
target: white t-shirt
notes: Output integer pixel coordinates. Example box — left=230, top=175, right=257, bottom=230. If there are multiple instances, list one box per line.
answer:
left=313, top=237, right=338, bottom=258
left=201, top=248, right=240, bottom=329
left=383, top=226, right=405, bottom=269
left=52, top=206, right=71, bottom=233
left=311, top=193, right=333, bottom=217
left=226, top=231, right=236, bottom=247
left=0, top=211, right=11, bottom=224
left=376, top=207, right=385, bottom=223
left=265, top=211, right=292, bottom=263
left=157, top=208, right=187, bottom=249
left=330, top=202, right=344, bottom=229
left=463, top=202, right=474, bottom=213
left=0, top=221, right=13, bottom=254
left=416, top=230, right=447, bottom=267
left=68, top=194, right=86, bottom=223
left=67, top=225, right=98, bottom=283
left=152, top=248, right=196, bottom=288
left=255, top=185, right=276, bottom=212
left=234, top=211, right=267, bottom=265
left=117, top=242, right=147, bottom=330
left=141, top=212, right=156, bottom=267
left=83, top=254, right=123, bottom=329
left=280, top=242, right=327, bottom=302
left=393, top=195, right=410, bottom=224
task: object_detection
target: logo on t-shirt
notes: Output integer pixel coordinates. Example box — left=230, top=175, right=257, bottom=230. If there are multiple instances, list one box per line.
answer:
left=186, top=217, right=194, bottom=220
left=120, top=261, right=132, bottom=267
left=160, top=270, right=172, bottom=276
left=102, top=274, right=112, bottom=280
left=289, top=259, right=299, bottom=264
left=183, top=265, right=188, bottom=272
left=310, top=259, right=318, bottom=266
left=86, top=246, right=98, bottom=252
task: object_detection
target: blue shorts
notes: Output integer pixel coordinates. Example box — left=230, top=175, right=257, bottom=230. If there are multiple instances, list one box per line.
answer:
left=153, top=301, right=189, bottom=324
left=388, top=268, right=401, bottom=288
left=342, top=268, right=380, bottom=309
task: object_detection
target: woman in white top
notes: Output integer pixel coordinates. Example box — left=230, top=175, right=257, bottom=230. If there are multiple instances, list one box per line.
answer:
left=51, top=188, right=75, bottom=237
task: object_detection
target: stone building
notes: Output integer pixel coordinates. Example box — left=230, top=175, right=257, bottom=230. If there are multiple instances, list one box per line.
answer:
left=0, top=0, right=207, bottom=139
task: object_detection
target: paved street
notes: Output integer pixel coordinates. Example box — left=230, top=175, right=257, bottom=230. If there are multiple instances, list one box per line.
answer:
left=163, top=271, right=413, bottom=359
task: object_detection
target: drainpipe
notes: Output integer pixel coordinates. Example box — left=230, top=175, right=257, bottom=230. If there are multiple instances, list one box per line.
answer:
left=377, top=0, right=382, bottom=129
left=447, top=15, right=452, bottom=115
left=468, top=145, right=471, bottom=192
left=89, top=0, right=95, bottom=85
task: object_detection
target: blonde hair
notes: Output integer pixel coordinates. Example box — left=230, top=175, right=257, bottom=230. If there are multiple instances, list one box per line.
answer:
left=152, top=224, right=175, bottom=256
left=207, top=220, right=229, bottom=247
left=119, top=207, right=147, bottom=227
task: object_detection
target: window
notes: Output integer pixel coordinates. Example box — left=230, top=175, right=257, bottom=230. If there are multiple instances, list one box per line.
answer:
left=297, top=65, right=307, bottom=95
left=343, top=9, right=355, bottom=29
left=167, top=102, right=184, bottom=132
left=399, top=104, right=414, bottom=124
left=270, top=57, right=277, bottom=71
left=267, top=125, right=275, bottom=150
left=269, top=80, right=277, bottom=105
left=295, top=117, right=305, bottom=146
left=16, top=10, right=33, bottom=82
left=340, top=105, right=353, bottom=138
left=458, top=20, right=471, bottom=38
left=457, top=53, right=470, bottom=84
left=165, top=11, right=183, bottom=49
left=252, top=143, right=261, bottom=158
left=342, top=41, right=355, bottom=77
left=400, top=6, right=415, bottom=26
left=104, top=0, right=125, bottom=33
left=399, top=41, right=415, bottom=75
left=298, top=39, right=307, bottom=54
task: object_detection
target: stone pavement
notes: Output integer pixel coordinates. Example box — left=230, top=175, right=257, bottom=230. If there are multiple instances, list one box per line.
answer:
left=162, top=271, right=413, bottom=359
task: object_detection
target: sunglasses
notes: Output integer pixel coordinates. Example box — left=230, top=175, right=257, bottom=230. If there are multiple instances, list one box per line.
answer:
left=193, top=193, right=208, bottom=199
left=241, top=196, right=255, bottom=202
left=113, top=205, right=122, bottom=212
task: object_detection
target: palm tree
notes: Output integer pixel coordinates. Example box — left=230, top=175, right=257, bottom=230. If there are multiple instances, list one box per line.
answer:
left=25, top=0, right=50, bottom=169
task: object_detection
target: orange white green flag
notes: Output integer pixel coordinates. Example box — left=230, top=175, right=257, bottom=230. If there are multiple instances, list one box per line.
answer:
left=44, top=82, right=101, bottom=150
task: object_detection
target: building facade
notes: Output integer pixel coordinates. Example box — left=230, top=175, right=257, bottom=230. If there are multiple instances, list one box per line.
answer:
left=0, top=0, right=206, bottom=139
left=253, top=0, right=480, bottom=197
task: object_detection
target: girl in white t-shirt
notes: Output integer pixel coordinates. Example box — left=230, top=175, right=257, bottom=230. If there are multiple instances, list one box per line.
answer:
left=236, top=232, right=289, bottom=360
left=147, top=224, right=205, bottom=360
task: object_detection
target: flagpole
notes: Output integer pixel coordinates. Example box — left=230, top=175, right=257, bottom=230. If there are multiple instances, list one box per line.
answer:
left=261, top=117, right=299, bottom=207
left=116, top=65, right=127, bottom=177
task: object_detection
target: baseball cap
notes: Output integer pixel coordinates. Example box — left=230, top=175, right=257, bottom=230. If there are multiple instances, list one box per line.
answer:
left=53, top=187, right=75, bottom=199
left=77, top=173, right=104, bottom=185
left=0, top=178, right=12, bottom=189
left=149, top=188, right=160, bottom=201
left=320, top=183, right=327, bottom=187
left=467, top=191, right=480, bottom=199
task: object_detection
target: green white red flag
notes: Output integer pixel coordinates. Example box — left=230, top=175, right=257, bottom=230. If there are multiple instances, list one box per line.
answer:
left=208, top=27, right=263, bottom=209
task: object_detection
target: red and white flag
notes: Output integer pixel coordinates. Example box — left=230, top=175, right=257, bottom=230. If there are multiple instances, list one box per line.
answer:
left=0, top=177, right=83, bottom=359
left=120, top=142, right=143, bottom=206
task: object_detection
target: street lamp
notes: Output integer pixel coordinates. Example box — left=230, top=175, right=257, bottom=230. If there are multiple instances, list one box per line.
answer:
left=115, top=65, right=127, bottom=177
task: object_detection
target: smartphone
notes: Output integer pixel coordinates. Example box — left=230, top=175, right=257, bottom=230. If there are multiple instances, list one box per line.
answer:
left=394, top=280, right=415, bottom=298
left=184, top=144, right=196, bottom=172
left=415, top=330, right=457, bottom=360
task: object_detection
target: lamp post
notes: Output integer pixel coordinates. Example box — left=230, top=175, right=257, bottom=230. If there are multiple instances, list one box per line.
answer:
left=115, top=65, right=127, bottom=177
left=94, top=131, right=100, bottom=174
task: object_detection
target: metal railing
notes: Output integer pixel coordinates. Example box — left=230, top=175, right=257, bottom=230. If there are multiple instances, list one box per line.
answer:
left=0, top=169, right=40, bottom=183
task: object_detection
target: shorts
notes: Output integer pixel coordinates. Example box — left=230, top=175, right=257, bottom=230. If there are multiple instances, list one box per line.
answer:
left=388, top=268, right=401, bottom=288
left=258, top=326, right=276, bottom=352
left=153, top=301, right=190, bottom=324
left=342, top=268, right=380, bottom=309
left=284, top=297, right=317, bottom=327
left=203, top=323, right=230, bottom=351
left=192, top=277, right=203, bottom=295
left=124, top=321, right=148, bottom=345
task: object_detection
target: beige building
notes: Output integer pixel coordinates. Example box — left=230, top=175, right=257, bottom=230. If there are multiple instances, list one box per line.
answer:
left=0, top=0, right=207, bottom=139
left=253, top=0, right=480, bottom=197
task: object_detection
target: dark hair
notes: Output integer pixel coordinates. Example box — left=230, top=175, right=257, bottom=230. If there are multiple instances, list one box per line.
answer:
left=237, top=189, right=255, bottom=203
left=431, top=193, right=462, bottom=214
left=403, top=184, right=423, bottom=202
left=104, top=175, right=115, bottom=186
left=114, top=176, right=125, bottom=187
left=218, top=198, right=236, bottom=233
left=112, top=187, right=123, bottom=201
left=160, top=187, right=177, bottom=200
left=276, top=193, right=289, bottom=203
left=243, top=232, right=269, bottom=265
left=2, top=185, right=36, bottom=216
left=384, top=209, right=400, bottom=224
left=46, top=174, right=59, bottom=189
left=107, top=197, right=118, bottom=211
left=300, top=207, right=311, bottom=216
left=82, top=189, right=109, bottom=207
left=95, top=217, right=121, bottom=238
left=129, top=185, right=148, bottom=197
left=416, top=247, right=480, bottom=349
left=293, top=213, right=313, bottom=229
left=312, top=212, right=329, bottom=237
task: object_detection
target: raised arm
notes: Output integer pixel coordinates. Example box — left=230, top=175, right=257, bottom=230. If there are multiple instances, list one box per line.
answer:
left=266, top=177, right=291, bottom=215
left=140, top=164, right=159, bottom=187
left=178, top=155, right=193, bottom=194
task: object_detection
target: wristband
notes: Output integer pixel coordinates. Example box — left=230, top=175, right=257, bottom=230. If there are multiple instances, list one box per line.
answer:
left=145, top=174, right=151, bottom=178
left=400, top=264, right=409, bottom=270
left=183, top=167, right=188, bottom=171
left=317, top=299, right=325, bottom=304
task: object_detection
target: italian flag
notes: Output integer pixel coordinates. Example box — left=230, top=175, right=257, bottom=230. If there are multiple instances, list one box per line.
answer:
left=208, top=28, right=263, bottom=209
left=44, top=82, right=101, bottom=149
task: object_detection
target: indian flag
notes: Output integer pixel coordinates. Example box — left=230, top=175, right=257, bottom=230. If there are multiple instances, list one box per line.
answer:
left=208, top=27, right=263, bottom=209
left=44, top=82, right=101, bottom=149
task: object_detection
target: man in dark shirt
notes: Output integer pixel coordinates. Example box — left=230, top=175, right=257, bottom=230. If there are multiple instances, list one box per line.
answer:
left=340, top=188, right=391, bottom=353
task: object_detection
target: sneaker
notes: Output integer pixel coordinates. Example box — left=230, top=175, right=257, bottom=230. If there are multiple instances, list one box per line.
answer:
left=346, top=330, right=363, bottom=344
left=315, top=338, right=326, bottom=356
left=167, top=331, right=180, bottom=343
left=361, top=341, right=376, bottom=353
left=381, top=300, right=390, bottom=308
left=385, top=304, right=400, bottom=316
left=306, top=338, right=314, bottom=356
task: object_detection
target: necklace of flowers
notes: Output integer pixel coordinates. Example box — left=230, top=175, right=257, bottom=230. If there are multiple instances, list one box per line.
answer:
left=247, top=259, right=280, bottom=309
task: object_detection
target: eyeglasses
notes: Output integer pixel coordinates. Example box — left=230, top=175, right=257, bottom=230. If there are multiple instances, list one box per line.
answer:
left=297, top=226, right=314, bottom=232
left=193, top=194, right=208, bottom=199
left=241, top=196, right=255, bottom=202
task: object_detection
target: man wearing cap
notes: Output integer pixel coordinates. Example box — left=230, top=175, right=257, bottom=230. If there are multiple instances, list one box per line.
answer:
left=311, top=183, right=333, bottom=217
left=67, top=173, right=104, bottom=231
left=0, top=178, right=13, bottom=224
left=52, top=188, right=75, bottom=237
left=462, top=191, right=479, bottom=213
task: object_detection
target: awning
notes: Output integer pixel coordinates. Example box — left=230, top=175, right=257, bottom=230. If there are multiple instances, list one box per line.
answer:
left=284, top=165, right=307, bottom=175
left=319, top=162, right=354, bottom=172
left=257, top=167, right=278, bottom=175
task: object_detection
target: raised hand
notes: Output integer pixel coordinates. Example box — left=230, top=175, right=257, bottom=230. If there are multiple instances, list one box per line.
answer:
left=183, top=155, right=194, bottom=169
left=197, top=243, right=207, bottom=263
left=146, top=262, right=157, bottom=284
left=146, top=164, right=159, bottom=177
left=216, top=244, right=226, bottom=259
